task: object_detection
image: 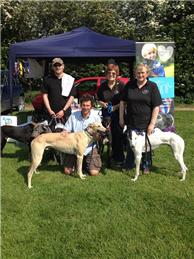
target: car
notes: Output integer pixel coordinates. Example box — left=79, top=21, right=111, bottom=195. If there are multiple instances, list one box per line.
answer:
left=74, top=76, right=129, bottom=99
left=1, top=70, right=25, bottom=114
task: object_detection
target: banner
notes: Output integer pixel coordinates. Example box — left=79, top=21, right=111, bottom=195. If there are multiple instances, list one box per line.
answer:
left=1, top=115, right=18, bottom=142
left=136, top=42, right=174, bottom=114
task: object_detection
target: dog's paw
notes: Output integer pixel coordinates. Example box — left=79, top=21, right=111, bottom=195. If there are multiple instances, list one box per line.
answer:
left=35, top=171, right=40, bottom=175
left=28, top=186, right=33, bottom=189
left=180, top=178, right=185, bottom=182
left=131, top=178, right=137, bottom=182
left=80, top=175, right=87, bottom=180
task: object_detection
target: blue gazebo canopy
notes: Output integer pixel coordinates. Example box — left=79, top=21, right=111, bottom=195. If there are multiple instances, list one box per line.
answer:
left=9, top=26, right=135, bottom=59
left=8, top=27, right=135, bottom=107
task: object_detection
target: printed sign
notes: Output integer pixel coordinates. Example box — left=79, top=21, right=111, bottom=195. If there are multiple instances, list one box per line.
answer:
left=1, top=115, right=17, bottom=126
left=136, top=42, right=175, bottom=114
left=1, top=116, right=17, bottom=142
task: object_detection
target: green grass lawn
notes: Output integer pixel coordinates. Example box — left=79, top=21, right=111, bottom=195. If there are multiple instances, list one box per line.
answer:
left=1, top=111, right=194, bottom=259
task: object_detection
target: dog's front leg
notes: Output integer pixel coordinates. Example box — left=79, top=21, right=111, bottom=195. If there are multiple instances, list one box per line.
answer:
left=131, top=151, right=142, bottom=182
left=76, top=155, right=86, bottom=179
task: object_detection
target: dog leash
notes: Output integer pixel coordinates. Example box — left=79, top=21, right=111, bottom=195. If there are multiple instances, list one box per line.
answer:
left=130, top=128, right=153, bottom=169
left=145, top=132, right=153, bottom=167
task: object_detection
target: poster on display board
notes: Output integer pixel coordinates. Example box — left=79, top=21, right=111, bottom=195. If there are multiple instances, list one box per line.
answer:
left=1, top=116, right=17, bottom=142
left=136, top=42, right=175, bottom=114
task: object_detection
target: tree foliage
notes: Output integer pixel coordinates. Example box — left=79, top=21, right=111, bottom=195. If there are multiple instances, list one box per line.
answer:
left=1, top=0, right=194, bottom=102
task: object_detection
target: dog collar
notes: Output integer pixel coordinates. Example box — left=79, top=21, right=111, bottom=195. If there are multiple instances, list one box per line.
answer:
left=84, top=129, right=93, bottom=139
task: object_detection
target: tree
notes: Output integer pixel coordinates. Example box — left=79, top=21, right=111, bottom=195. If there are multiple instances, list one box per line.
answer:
left=1, top=0, right=194, bottom=102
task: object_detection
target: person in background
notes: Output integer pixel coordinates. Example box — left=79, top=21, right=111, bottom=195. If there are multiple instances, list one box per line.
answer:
left=141, top=43, right=165, bottom=77
left=63, top=94, right=102, bottom=176
left=41, top=58, right=76, bottom=124
left=119, top=63, right=162, bottom=173
left=97, top=61, right=125, bottom=167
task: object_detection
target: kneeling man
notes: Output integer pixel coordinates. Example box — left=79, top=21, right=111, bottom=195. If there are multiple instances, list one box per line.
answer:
left=63, top=94, right=102, bottom=176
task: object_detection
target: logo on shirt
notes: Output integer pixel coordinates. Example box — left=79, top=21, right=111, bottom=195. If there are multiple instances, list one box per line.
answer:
left=142, top=89, right=149, bottom=95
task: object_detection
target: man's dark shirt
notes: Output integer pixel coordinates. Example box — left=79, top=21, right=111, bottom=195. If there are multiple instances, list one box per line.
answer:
left=41, top=74, right=76, bottom=116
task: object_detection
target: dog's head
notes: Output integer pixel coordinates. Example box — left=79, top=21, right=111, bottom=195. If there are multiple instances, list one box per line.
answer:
left=86, top=122, right=107, bottom=141
left=155, top=113, right=174, bottom=130
left=31, top=123, right=52, bottom=138
left=54, top=123, right=66, bottom=133
left=128, top=130, right=145, bottom=150
left=102, top=117, right=111, bottom=130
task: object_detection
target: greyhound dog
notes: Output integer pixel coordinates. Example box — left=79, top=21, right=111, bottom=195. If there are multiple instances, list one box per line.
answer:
left=1, top=122, right=52, bottom=156
left=129, top=128, right=188, bottom=182
left=27, top=122, right=107, bottom=188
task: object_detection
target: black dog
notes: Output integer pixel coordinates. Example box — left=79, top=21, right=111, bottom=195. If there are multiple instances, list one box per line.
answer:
left=1, top=122, right=51, bottom=156
left=99, top=117, right=112, bottom=168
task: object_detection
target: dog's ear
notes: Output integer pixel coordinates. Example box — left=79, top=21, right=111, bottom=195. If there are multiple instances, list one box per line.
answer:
left=87, top=122, right=99, bottom=129
left=31, top=121, right=37, bottom=126
left=29, top=123, right=36, bottom=129
left=87, top=123, right=93, bottom=128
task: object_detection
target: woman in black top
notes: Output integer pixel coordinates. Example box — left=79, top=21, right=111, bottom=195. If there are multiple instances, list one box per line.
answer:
left=97, top=64, right=125, bottom=166
left=120, top=63, right=162, bottom=172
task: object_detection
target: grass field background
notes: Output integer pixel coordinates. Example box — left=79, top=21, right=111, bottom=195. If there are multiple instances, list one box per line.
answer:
left=1, top=111, right=194, bottom=259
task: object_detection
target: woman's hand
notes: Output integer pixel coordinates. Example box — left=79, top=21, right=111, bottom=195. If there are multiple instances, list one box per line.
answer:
left=101, top=102, right=108, bottom=108
left=112, top=104, right=119, bottom=112
left=147, top=123, right=154, bottom=135
left=147, top=106, right=159, bottom=135
left=119, top=118, right=125, bottom=128
left=49, top=110, right=56, bottom=117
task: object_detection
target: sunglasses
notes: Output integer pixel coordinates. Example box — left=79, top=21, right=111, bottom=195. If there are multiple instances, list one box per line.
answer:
left=107, top=71, right=117, bottom=76
left=53, top=63, right=63, bottom=67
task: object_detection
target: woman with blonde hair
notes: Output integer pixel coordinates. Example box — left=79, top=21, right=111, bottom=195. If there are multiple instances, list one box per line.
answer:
left=119, top=63, right=162, bottom=173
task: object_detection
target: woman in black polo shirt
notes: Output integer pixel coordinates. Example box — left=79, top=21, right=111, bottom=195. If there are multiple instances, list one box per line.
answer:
left=97, top=63, right=125, bottom=167
left=119, top=63, right=162, bottom=173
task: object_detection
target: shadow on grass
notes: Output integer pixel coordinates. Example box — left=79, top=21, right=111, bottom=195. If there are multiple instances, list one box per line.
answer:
left=150, top=165, right=184, bottom=181
left=121, top=164, right=176, bottom=178
left=17, top=164, right=64, bottom=186
left=1, top=148, right=29, bottom=161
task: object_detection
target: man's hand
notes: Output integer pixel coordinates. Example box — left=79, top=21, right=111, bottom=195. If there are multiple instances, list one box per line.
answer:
left=56, top=110, right=65, bottom=118
left=60, top=130, right=69, bottom=137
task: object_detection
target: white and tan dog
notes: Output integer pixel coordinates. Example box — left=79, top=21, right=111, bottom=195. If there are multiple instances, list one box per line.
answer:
left=27, top=122, right=107, bottom=188
left=129, top=128, right=188, bottom=182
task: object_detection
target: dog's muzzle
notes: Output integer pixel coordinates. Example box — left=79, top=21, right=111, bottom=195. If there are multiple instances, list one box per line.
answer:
left=97, top=129, right=109, bottom=142
left=31, top=124, right=52, bottom=138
